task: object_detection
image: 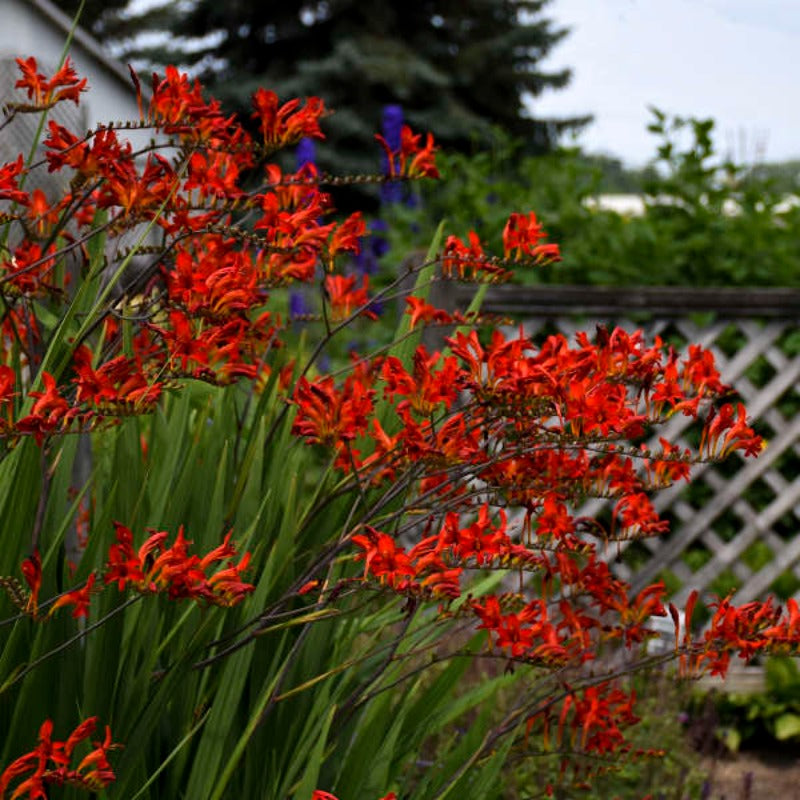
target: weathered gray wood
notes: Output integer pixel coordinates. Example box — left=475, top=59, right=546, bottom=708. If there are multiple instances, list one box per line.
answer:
left=458, top=284, right=800, bottom=318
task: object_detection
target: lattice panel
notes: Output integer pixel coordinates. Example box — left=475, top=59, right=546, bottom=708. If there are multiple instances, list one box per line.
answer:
left=510, top=315, right=800, bottom=604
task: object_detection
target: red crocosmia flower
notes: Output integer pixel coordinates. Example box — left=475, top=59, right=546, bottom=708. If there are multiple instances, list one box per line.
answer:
left=682, top=343, right=725, bottom=395
left=613, top=492, right=668, bottom=537
left=184, top=150, right=244, bottom=201
left=535, top=495, right=575, bottom=542
left=324, top=274, right=377, bottom=321
left=148, top=65, right=204, bottom=126
left=292, top=375, right=375, bottom=448
left=375, top=125, right=439, bottom=179
left=380, top=347, right=459, bottom=417
left=14, top=56, right=87, bottom=108
left=502, top=211, right=561, bottom=263
left=251, top=89, right=326, bottom=148
left=0, top=154, right=29, bottom=205
left=402, top=127, right=439, bottom=179
left=20, top=551, right=41, bottom=616
left=0, top=717, right=118, bottom=798
left=152, top=310, right=211, bottom=373
left=0, top=365, right=15, bottom=431
left=2, top=240, right=60, bottom=297
left=104, top=523, right=254, bottom=607
left=404, top=296, right=453, bottom=330
left=26, top=188, right=61, bottom=238
left=29, top=372, right=70, bottom=420
left=16, top=372, right=76, bottom=444
left=50, top=573, right=97, bottom=619
left=104, top=522, right=146, bottom=591
left=44, top=121, right=111, bottom=176
left=352, top=527, right=417, bottom=588
left=327, top=212, right=366, bottom=260
left=206, top=552, right=254, bottom=607
left=700, top=402, right=762, bottom=459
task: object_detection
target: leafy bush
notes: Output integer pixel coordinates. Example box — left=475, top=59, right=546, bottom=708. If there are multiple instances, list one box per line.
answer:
left=382, top=111, right=800, bottom=287
left=696, top=656, right=800, bottom=753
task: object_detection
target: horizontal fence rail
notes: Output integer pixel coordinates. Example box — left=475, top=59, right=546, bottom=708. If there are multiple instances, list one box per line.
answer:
left=454, top=284, right=800, bottom=319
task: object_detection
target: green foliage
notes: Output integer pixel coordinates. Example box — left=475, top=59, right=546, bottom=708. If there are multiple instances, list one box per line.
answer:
left=693, top=657, right=800, bottom=753
left=384, top=112, right=800, bottom=287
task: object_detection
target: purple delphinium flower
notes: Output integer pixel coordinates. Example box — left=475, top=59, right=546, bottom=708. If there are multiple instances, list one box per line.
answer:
left=381, top=104, right=404, bottom=204
left=295, top=137, right=316, bottom=170
left=289, top=290, right=312, bottom=320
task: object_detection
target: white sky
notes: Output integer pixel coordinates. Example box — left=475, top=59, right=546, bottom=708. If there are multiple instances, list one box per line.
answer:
left=532, top=0, right=800, bottom=166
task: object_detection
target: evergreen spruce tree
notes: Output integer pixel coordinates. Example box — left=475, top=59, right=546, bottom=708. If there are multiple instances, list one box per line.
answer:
left=58, top=0, right=129, bottom=40
left=60, top=1, right=588, bottom=191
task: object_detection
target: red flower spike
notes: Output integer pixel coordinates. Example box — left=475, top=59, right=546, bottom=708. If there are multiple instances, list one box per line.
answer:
left=292, top=375, right=375, bottom=449
left=20, top=551, right=41, bottom=616
left=251, top=89, right=326, bottom=148
left=49, top=573, right=97, bottom=619
left=14, top=56, right=87, bottom=109
left=441, top=230, right=510, bottom=282
left=103, top=523, right=254, bottom=607
left=375, top=125, right=439, bottom=179
left=503, top=211, right=561, bottom=264
left=0, top=155, right=29, bottom=205
left=324, top=274, right=377, bottom=322
left=0, top=717, right=118, bottom=798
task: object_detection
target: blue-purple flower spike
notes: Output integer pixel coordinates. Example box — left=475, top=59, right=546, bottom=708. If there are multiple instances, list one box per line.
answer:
left=381, top=104, right=404, bottom=203
left=296, top=137, right=316, bottom=170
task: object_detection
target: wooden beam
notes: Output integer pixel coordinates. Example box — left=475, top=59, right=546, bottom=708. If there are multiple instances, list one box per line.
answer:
left=452, top=284, right=800, bottom=319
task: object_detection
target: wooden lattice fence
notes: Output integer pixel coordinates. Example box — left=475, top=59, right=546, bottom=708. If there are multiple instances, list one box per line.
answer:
left=454, top=285, right=800, bottom=606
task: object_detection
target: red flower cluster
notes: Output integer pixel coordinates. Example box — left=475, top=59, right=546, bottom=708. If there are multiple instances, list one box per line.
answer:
left=105, top=523, right=254, bottom=607
left=672, top=591, right=800, bottom=678
left=14, top=525, right=253, bottom=620
left=13, top=56, right=87, bottom=109
left=375, top=125, right=438, bottom=179
left=0, top=717, right=117, bottom=799
left=531, top=683, right=639, bottom=758
left=251, top=89, right=326, bottom=149
left=0, top=57, right=442, bottom=442
left=503, top=211, right=562, bottom=263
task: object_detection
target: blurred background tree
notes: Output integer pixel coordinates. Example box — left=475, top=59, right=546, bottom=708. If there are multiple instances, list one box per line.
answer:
left=58, top=0, right=129, bottom=38
left=58, top=0, right=589, bottom=187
